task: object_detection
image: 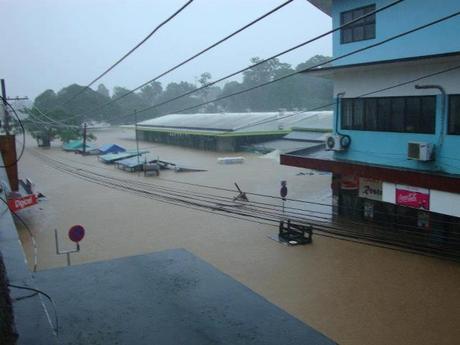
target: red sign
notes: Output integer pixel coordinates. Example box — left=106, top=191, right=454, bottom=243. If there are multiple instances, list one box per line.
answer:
left=68, top=225, right=85, bottom=243
left=396, top=188, right=430, bottom=210
left=341, top=175, right=359, bottom=190
left=7, top=194, right=38, bottom=212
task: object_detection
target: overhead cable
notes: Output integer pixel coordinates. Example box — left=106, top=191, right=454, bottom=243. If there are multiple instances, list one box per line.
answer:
left=62, top=0, right=195, bottom=105
left=64, top=0, right=403, bottom=122
left=0, top=96, right=26, bottom=168
left=126, top=9, right=460, bottom=120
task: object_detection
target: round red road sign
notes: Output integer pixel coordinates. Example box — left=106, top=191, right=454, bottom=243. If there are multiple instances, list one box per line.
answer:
left=280, top=180, right=288, bottom=200
left=68, top=225, right=85, bottom=243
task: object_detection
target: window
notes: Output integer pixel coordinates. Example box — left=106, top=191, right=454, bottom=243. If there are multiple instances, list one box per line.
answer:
left=340, top=96, right=436, bottom=133
left=448, top=95, right=460, bottom=134
left=341, top=4, right=376, bottom=44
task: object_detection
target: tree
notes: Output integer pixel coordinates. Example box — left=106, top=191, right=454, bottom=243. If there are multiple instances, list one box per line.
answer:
left=34, top=89, right=58, bottom=111
left=111, top=87, right=151, bottom=122
left=156, top=82, right=197, bottom=115
left=139, top=81, right=163, bottom=106
left=195, top=72, right=221, bottom=113
left=22, top=107, right=90, bottom=146
left=29, top=54, right=333, bottom=126
left=96, top=84, right=110, bottom=98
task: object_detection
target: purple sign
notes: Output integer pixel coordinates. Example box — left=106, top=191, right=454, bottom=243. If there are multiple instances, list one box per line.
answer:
left=68, top=225, right=85, bottom=243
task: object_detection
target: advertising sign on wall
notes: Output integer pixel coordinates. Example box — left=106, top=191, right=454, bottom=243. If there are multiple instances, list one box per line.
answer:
left=341, top=175, right=359, bottom=190
left=395, top=185, right=430, bottom=210
left=359, top=178, right=383, bottom=201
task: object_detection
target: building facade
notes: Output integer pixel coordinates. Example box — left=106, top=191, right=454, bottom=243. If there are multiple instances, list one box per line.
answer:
left=281, top=0, right=460, bottom=256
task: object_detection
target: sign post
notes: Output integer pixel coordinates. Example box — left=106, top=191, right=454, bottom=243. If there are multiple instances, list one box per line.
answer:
left=280, top=181, right=288, bottom=215
left=55, top=225, right=85, bottom=266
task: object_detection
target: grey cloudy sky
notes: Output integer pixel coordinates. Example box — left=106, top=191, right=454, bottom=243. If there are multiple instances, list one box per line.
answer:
left=1, top=0, right=331, bottom=100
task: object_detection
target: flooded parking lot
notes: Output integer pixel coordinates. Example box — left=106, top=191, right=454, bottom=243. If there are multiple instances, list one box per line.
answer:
left=15, top=128, right=460, bottom=345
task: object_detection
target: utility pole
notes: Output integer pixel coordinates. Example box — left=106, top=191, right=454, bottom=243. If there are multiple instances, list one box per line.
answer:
left=1, top=79, right=9, bottom=135
left=0, top=79, right=19, bottom=191
left=82, top=122, right=87, bottom=155
left=134, top=110, right=140, bottom=176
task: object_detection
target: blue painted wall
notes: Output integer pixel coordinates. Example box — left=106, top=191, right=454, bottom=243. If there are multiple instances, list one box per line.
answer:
left=334, top=95, right=460, bottom=175
left=331, top=0, right=460, bottom=66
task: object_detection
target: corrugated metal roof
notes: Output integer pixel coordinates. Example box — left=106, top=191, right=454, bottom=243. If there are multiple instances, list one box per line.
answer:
left=98, top=144, right=126, bottom=154
left=284, top=131, right=329, bottom=142
left=138, top=112, right=287, bottom=131
left=137, top=111, right=332, bottom=134
left=115, top=156, right=146, bottom=168
left=99, top=150, right=149, bottom=163
left=250, top=139, right=322, bottom=153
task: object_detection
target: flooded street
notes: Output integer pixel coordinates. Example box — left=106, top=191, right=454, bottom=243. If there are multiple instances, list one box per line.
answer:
left=15, top=128, right=460, bottom=345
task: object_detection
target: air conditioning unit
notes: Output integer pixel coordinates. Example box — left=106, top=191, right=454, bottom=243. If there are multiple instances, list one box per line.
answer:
left=325, top=135, right=351, bottom=151
left=407, top=142, right=434, bottom=161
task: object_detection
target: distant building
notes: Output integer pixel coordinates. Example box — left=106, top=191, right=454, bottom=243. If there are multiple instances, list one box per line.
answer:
left=282, top=1, right=460, bottom=253
left=135, top=111, right=332, bottom=152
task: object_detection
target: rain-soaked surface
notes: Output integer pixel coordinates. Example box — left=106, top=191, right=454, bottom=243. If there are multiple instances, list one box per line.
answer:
left=14, top=128, right=460, bottom=345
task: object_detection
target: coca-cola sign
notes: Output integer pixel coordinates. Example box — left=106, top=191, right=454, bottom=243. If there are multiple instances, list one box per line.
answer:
left=395, top=186, right=430, bottom=210
left=7, top=194, right=38, bottom=212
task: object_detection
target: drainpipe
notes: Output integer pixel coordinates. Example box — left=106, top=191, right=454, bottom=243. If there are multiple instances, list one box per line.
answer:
left=335, top=92, right=346, bottom=135
left=414, top=84, right=446, bottom=149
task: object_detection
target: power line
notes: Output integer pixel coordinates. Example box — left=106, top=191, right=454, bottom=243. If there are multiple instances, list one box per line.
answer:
left=32, top=106, right=80, bottom=128
left=26, top=109, right=77, bottom=129
left=62, top=0, right=195, bottom=105
left=62, top=0, right=297, bottom=121
left=33, top=148, right=460, bottom=239
left=30, top=149, right=460, bottom=261
left=30, top=60, right=460, bottom=230
left=232, top=62, right=460, bottom=131
left=0, top=95, right=26, bottom=168
left=63, top=0, right=404, bottom=122
left=8, top=283, right=59, bottom=336
left=124, top=9, right=460, bottom=120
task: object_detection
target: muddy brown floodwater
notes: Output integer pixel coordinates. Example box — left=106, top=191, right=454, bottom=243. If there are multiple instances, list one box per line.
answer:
left=14, top=128, right=460, bottom=345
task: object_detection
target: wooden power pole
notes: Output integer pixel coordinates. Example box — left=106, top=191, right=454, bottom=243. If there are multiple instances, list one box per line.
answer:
left=0, top=79, right=19, bottom=191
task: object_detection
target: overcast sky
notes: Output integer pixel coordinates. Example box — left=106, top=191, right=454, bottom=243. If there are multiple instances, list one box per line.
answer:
left=1, top=0, right=331, bottom=100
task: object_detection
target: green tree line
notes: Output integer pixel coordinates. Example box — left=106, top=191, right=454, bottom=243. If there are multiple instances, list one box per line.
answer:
left=25, top=55, right=332, bottom=142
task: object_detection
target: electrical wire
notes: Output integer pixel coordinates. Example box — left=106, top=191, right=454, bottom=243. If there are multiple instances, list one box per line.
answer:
left=221, top=61, right=460, bottom=133
left=26, top=111, right=75, bottom=129
left=8, top=283, right=59, bottom=337
left=0, top=196, right=39, bottom=272
left=124, top=9, right=460, bottom=120
left=0, top=95, right=26, bottom=168
left=62, top=0, right=195, bottom=106
left=62, top=0, right=404, bottom=123
left=30, top=149, right=460, bottom=261
left=52, top=142, right=460, bottom=228
left=32, top=106, right=80, bottom=129
left=60, top=0, right=298, bottom=121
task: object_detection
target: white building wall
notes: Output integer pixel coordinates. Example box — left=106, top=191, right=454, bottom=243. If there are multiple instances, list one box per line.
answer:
left=431, top=190, right=460, bottom=218
left=382, top=182, right=396, bottom=204
left=333, top=57, right=460, bottom=97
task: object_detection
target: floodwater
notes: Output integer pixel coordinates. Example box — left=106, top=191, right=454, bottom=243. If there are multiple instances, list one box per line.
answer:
left=14, top=128, right=460, bottom=345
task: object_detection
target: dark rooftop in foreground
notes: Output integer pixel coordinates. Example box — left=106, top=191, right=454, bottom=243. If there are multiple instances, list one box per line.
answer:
left=34, top=248, right=337, bottom=345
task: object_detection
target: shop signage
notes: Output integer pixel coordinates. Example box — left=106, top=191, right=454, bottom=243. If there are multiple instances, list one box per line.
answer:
left=359, top=178, right=382, bottom=201
left=7, top=194, right=38, bottom=212
left=341, top=175, right=359, bottom=190
left=396, top=185, right=430, bottom=210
